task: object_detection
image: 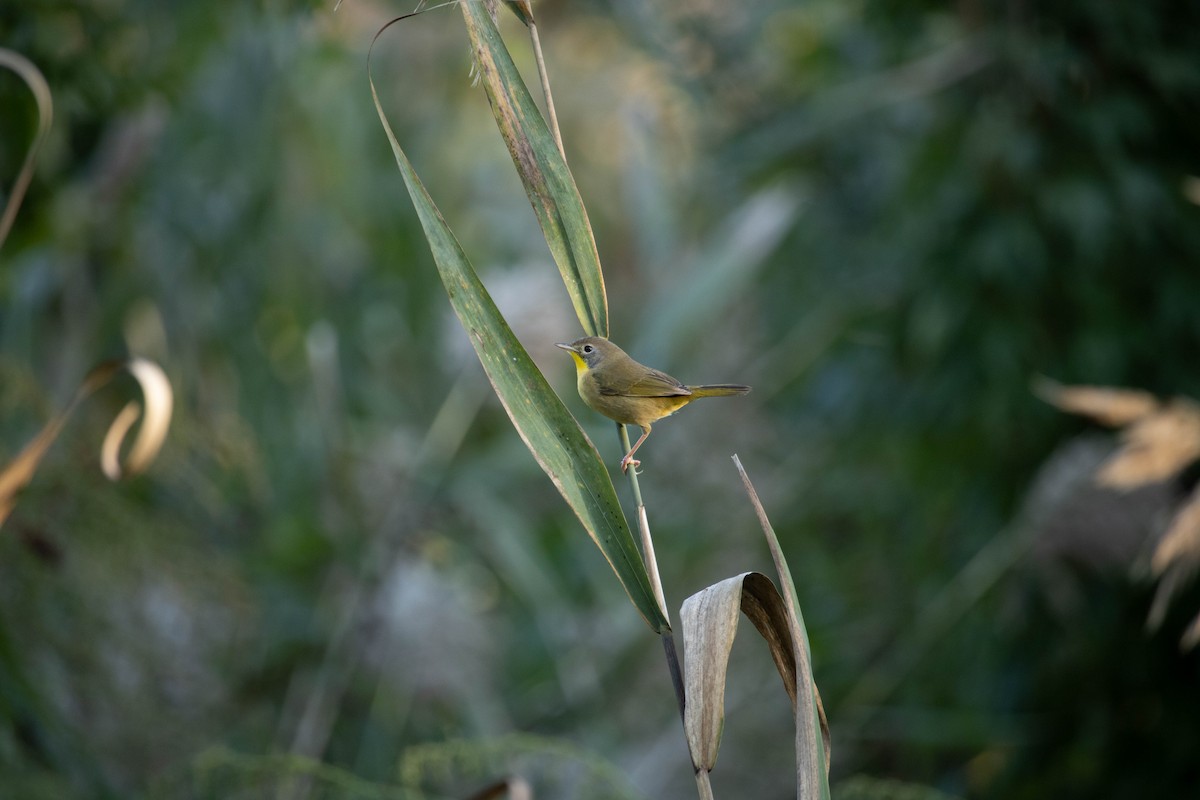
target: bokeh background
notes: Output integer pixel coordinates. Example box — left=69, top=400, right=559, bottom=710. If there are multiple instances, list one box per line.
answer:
left=3, top=0, right=1200, bottom=798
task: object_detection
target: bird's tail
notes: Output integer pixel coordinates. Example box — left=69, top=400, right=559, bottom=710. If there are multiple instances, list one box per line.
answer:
left=686, top=384, right=751, bottom=397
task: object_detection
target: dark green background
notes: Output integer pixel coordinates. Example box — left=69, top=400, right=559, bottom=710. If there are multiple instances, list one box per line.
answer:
left=2, top=1, right=1199, bottom=797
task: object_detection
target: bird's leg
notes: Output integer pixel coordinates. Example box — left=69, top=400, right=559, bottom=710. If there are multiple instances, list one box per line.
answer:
left=620, top=426, right=652, bottom=472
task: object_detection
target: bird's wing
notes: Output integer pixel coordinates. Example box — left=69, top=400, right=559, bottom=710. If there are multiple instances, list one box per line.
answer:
left=601, top=368, right=692, bottom=398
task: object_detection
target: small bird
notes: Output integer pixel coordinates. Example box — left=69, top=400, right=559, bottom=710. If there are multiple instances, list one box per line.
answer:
left=555, top=336, right=751, bottom=472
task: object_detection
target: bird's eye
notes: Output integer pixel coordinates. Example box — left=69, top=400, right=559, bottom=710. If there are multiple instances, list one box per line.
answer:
left=582, top=344, right=593, bottom=354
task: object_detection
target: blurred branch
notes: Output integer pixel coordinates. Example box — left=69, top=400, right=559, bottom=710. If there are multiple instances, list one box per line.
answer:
left=0, top=48, right=53, bottom=250
left=530, top=23, right=564, bottom=159
left=516, top=3, right=566, bottom=163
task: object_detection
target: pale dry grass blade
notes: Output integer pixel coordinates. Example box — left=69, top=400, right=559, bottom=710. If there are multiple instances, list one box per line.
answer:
left=100, top=358, right=174, bottom=480
left=0, top=404, right=80, bottom=528
left=1039, top=383, right=1200, bottom=649
left=732, top=456, right=831, bottom=800
left=0, top=360, right=173, bottom=528
left=1151, top=485, right=1200, bottom=577
left=1096, top=401, right=1200, bottom=489
left=681, top=571, right=801, bottom=774
left=1147, top=485, right=1200, bottom=648
left=681, top=575, right=743, bottom=773
left=1033, top=380, right=1200, bottom=489
left=0, top=48, right=53, bottom=250
left=1034, top=379, right=1160, bottom=428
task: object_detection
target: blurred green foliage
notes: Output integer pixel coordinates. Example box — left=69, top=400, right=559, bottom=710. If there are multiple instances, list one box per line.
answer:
left=2, top=0, right=1199, bottom=798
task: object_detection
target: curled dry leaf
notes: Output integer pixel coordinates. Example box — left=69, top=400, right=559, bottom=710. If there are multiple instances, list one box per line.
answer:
left=0, top=358, right=173, bottom=529
left=1096, top=401, right=1200, bottom=489
left=734, top=458, right=830, bottom=788
left=1041, top=383, right=1200, bottom=649
left=683, top=456, right=831, bottom=800
left=1035, top=380, right=1200, bottom=488
left=99, top=358, right=174, bottom=480
left=681, top=571, right=800, bottom=773
left=1034, top=379, right=1160, bottom=428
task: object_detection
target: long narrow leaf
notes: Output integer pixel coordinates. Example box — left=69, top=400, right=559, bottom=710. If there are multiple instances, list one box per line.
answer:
left=369, top=57, right=668, bottom=633
left=459, top=1, right=608, bottom=339
left=733, top=456, right=830, bottom=800
left=0, top=48, right=53, bottom=250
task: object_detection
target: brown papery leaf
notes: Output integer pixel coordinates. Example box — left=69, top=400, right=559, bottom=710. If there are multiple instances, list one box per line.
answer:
left=1151, top=485, right=1200, bottom=577
left=734, top=458, right=830, bottom=788
left=1146, top=485, right=1200, bottom=649
left=681, top=572, right=797, bottom=772
left=691, top=457, right=831, bottom=800
left=1034, top=379, right=1160, bottom=428
left=0, top=359, right=173, bottom=529
left=1040, top=383, right=1200, bottom=649
left=1096, top=401, right=1200, bottom=489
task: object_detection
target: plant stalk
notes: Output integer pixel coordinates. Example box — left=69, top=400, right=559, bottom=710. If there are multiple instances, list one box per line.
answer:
left=619, top=424, right=667, bottom=619
left=619, top=423, right=687, bottom=728
left=528, top=20, right=565, bottom=161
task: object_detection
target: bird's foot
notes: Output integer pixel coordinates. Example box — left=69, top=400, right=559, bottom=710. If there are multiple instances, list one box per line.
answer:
left=620, top=455, right=642, bottom=473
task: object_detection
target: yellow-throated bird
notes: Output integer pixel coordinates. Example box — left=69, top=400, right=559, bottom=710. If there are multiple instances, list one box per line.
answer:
left=555, top=336, right=750, bottom=472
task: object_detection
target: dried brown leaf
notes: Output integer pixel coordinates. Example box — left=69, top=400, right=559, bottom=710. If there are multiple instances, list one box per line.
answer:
left=99, top=358, right=174, bottom=480
left=731, top=456, right=831, bottom=799
left=1151, top=484, right=1200, bottom=577
left=1097, top=401, right=1200, bottom=489
left=1146, top=484, right=1200, bottom=649
left=681, top=572, right=795, bottom=772
left=1137, top=482, right=1200, bottom=652
left=0, top=359, right=173, bottom=529
left=1041, top=383, right=1200, bottom=649
left=1034, top=379, right=1160, bottom=427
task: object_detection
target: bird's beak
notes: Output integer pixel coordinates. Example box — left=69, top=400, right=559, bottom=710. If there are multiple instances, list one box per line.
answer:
left=554, top=342, right=576, bottom=354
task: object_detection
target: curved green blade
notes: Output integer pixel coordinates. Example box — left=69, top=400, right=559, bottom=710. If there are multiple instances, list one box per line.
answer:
left=460, top=1, right=608, bottom=339
left=370, top=74, right=668, bottom=634
left=733, top=456, right=830, bottom=799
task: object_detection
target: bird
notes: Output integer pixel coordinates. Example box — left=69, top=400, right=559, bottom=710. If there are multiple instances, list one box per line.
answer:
left=555, top=336, right=751, bottom=472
